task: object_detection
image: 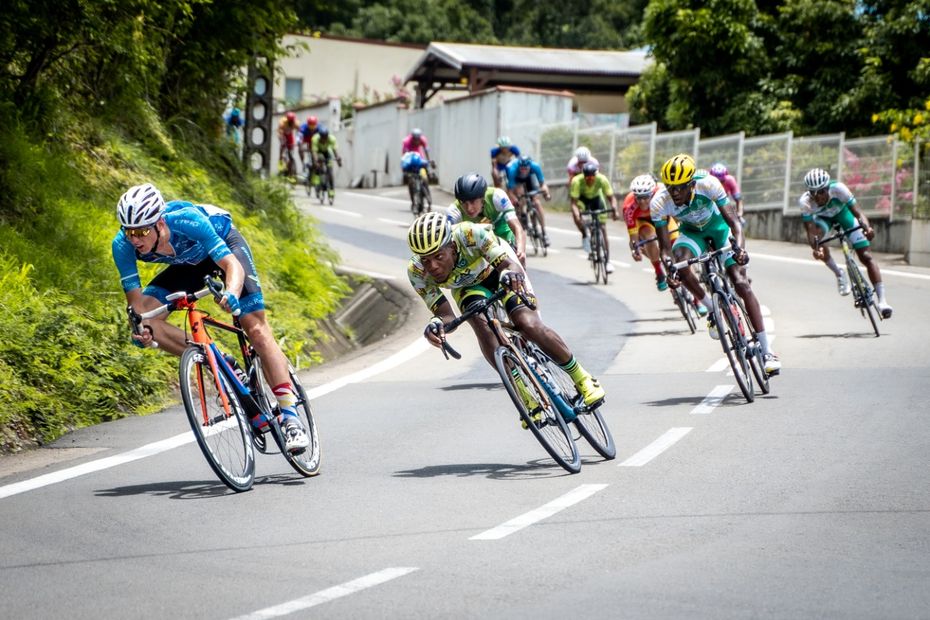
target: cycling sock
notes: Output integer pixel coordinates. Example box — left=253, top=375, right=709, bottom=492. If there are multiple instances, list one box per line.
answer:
left=273, top=383, right=298, bottom=419
left=652, top=261, right=664, bottom=276
left=559, top=356, right=589, bottom=383
left=875, top=282, right=886, bottom=302
left=757, top=331, right=772, bottom=355
left=825, top=257, right=842, bottom=277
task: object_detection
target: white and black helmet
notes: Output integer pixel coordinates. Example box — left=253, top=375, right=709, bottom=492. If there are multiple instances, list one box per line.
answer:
left=117, top=183, right=166, bottom=228
left=804, top=168, right=831, bottom=191
left=574, top=146, right=592, bottom=162
left=630, top=174, right=657, bottom=197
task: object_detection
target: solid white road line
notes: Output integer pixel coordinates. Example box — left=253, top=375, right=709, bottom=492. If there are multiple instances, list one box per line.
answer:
left=619, top=428, right=693, bottom=467
left=344, top=191, right=409, bottom=205
left=336, top=265, right=398, bottom=280
left=691, top=385, right=735, bottom=414
left=229, top=567, right=419, bottom=620
left=323, top=206, right=362, bottom=217
left=378, top=217, right=411, bottom=227
left=752, top=252, right=930, bottom=281
left=470, top=484, right=608, bottom=540
left=0, top=338, right=431, bottom=500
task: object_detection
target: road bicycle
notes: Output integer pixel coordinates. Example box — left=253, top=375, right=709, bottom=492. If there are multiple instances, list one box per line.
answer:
left=581, top=208, right=611, bottom=284
left=516, top=189, right=548, bottom=258
left=634, top=236, right=698, bottom=334
left=671, top=241, right=771, bottom=402
left=127, top=276, right=321, bottom=492
left=434, top=287, right=616, bottom=473
left=406, top=169, right=433, bottom=216
left=815, top=225, right=882, bottom=337
left=312, top=154, right=340, bottom=205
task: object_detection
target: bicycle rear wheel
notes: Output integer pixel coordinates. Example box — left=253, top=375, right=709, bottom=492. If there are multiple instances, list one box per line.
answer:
left=285, top=367, right=322, bottom=476
left=529, top=344, right=615, bottom=460
left=179, top=347, right=254, bottom=492
left=672, top=287, right=697, bottom=334
left=713, top=292, right=754, bottom=403
left=494, top=347, right=581, bottom=473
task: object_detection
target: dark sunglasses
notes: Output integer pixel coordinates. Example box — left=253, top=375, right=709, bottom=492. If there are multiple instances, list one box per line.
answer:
left=124, top=226, right=153, bottom=238
left=809, top=187, right=828, bottom=196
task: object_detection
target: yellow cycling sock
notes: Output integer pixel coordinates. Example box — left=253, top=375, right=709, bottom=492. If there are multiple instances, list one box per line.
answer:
left=559, top=356, right=590, bottom=383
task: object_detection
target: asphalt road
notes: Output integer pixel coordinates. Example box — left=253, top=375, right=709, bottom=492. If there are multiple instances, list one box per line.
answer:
left=1, top=186, right=928, bottom=619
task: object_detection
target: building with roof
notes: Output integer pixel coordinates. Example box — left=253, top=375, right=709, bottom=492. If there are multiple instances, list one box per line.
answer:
left=404, top=42, right=650, bottom=113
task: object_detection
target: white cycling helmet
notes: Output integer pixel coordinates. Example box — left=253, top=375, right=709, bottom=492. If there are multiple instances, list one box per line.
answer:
left=630, top=174, right=657, bottom=197
left=117, top=183, right=166, bottom=228
left=804, top=168, right=831, bottom=191
left=574, top=146, right=591, bottom=162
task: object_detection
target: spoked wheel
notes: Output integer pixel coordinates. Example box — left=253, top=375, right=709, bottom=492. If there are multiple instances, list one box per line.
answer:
left=713, top=292, right=754, bottom=403
left=733, top=299, right=770, bottom=395
left=529, top=344, right=615, bottom=460
left=179, top=347, right=254, bottom=492
left=848, top=262, right=881, bottom=337
left=285, top=367, right=322, bottom=477
left=528, top=209, right=541, bottom=256
left=672, top=287, right=698, bottom=334
left=534, top=210, right=548, bottom=258
left=495, top=347, right=581, bottom=473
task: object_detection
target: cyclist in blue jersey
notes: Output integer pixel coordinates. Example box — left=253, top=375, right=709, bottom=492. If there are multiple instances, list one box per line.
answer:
left=490, top=136, right=520, bottom=189
left=401, top=151, right=432, bottom=211
left=111, top=183, right=310, bottom=453
left=506, top=154, right=551, bottom=247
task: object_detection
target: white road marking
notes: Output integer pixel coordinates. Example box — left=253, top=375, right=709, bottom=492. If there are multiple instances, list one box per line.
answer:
left=323, top=206, right=362, bottom=218
left=337, top=265, right=398, bottom=280
left=344, top=191, right=410, bottom=205
left=470, top=484, right=608, bottom=540
left=705, top=358, right=729, bottom=373
left=0, top=338, right=431, bottom=500
left=229, top=567, right=419, bottom=620
left=619, top=428, right=693, bottom=467
left=691, top=385, right=735, bottom=414
left=378, top=217, right=411, bottom=227
left=752, top=252, right=930, bottom=281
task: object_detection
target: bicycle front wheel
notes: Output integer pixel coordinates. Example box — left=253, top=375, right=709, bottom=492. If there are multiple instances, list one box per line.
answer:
left=286, top=367, right=322, bottom=477
left=530, top=344, right=615, bottom=460
left=848, top=261, right=881, bottom=337
left=733, top=298, right=770, bottom=395
left=495, top=347, right=581, bottom=473
left=179, top=347, right=255, bottom=492
left=527, top=208, right=541, bottom=256
left=672, top=287, right=698, bottom=334
left=713, top=292, right=753, bottom=402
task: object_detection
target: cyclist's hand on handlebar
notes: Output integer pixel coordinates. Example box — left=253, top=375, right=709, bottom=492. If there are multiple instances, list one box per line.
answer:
left=812, top=246, right=825, bottom=261
left=218, top=291, right=242, bottom=316
left=733, top=246, right=749, bottom=266
left=863, top=225, right=875, bottom=241
left=500, top=269, right=526, bottom=293
left=424, top=317, right=445, bottom=348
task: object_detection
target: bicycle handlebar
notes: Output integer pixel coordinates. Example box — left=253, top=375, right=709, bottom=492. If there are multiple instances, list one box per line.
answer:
left=670, top=239, right=743, bottom=271
left=433, top=285, right=536, bottom=360
left=127, top=276, right=227, bottom=341
left=814, top=225, right=864, bottom=247
left=632, top=236, right=658, bottom=250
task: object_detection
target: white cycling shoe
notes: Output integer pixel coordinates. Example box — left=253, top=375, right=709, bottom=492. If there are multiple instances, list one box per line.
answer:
left=605, top=262, right=615, bottom=274
left=877, top=301, right=893, bottom=319
left=283, top=418, right=310, bottom=453
left=836, top=268, right=851, bottom=296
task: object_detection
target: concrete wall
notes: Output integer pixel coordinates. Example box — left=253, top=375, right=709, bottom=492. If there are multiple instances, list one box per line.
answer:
left=744, top=210, right=912, bottom=255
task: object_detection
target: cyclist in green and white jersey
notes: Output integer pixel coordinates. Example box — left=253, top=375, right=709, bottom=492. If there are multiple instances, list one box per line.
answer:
left=446, top=173, right=527, bottom=266
left=407, top=212, right=606, bottom=407
left=651, top=154, right=781, bottom=374
left=800, top=168, right=893, bottom=317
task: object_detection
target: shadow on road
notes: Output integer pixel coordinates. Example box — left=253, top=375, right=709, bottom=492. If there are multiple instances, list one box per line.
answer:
left=796, top=332, right=880, bottom=339
left=393, top=459, right=573, bottom=480
left=440, top=382, right=502, bottom=392
left=94, top=480, right=235, bottom=499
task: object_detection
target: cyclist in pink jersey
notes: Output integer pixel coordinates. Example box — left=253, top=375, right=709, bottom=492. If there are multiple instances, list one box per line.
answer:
left=402, top=128, right=432, bottom=161
left=710, top=162, right=744, bottom=224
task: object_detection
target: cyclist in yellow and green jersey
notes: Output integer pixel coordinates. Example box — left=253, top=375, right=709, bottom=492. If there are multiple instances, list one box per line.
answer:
left=309, top=126, right=342, bottom=199
left=570, top=162, right=620, bottom=273
left=446, top=173, right=527, bottom=266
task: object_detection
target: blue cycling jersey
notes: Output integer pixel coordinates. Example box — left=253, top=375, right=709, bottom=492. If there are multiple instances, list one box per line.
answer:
left=112, top=200, right=234, bottom=292
left=490, top=145, right=521, bottom=171
left=505, top=159, right=545, bottom=188
left=401, top=151, right=429, bottom=172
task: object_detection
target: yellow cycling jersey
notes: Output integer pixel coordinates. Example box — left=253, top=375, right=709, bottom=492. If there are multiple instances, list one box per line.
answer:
left=570, top=173, right=614, bottom=201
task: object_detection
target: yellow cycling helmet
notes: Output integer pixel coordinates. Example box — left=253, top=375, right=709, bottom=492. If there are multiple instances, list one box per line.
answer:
left=408, top=212, right=452, bottom=255
left=661, top=153, right=696, bottom=185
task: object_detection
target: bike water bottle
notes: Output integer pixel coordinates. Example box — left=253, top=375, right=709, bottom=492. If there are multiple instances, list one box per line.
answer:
left=224, top=354, right=248, bottom=386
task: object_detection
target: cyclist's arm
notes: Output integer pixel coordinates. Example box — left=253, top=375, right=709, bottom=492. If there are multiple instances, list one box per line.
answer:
left=847, top=200, right=872, bottom=236
left=718, top=201, right=745, bottom=252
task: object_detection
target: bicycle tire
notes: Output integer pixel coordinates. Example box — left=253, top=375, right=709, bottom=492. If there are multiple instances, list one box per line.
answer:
left=595, top=227, right=609, bottom=285
left=534, top=207, right=548, bottom=257
left=848, top=260, right=881, bottom=337
left=672, top=287, right=698, bottom=334
left=179, top=347, right=255, bottom=492
left=528, top=344, right=615, bottom=460
left=528, top=207, right=541, bottom=256
left=733, top=297, right=770, bottom=395
left=494, top=347, right=581, bottom=473
left=285, top=367, right=322, bottom=476
left=713, top=292, right=754, bottom=403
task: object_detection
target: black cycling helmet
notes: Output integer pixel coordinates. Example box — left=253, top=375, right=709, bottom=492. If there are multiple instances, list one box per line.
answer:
left=518, top=155, right=532, bottom=167
left=582, top=162, right=599, bottom=177
left=318, top=125, right=329, bottom=138
left=454, top=173, right=488, bottom=201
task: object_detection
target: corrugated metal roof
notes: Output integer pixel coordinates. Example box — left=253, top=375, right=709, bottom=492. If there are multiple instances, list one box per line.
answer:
left=419, top=42, right=649, bottom=77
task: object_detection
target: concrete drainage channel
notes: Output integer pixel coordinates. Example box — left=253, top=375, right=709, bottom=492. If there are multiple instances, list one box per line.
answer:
left=310, top=270, right=414, bottom=363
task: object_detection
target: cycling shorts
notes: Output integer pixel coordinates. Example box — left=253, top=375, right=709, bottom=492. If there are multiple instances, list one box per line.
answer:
left=578, top=195, right=609, bottom=223
left=143, top=227, right=265, bottom=315
left=812, top=208, right=869, bottom=249
left=454, top=246, right=536, bottom=315
left=516, top=174, right=541, bottom=195
left=673, top=219, right=736, bottom=268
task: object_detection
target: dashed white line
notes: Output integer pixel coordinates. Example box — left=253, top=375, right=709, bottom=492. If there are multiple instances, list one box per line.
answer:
left=229, top=567, right=419, bottom=620
left=344, top=191, right=409, bottom=205
left=752, top=252, right=930, bottom=281
left=691, top=385, right=735, bottom=414
left=705, top=358, right=729, bottom=373
left=619, top=428, right=693, bottom=467
left=470, top=484, right=608, bottom=540
left=323, top=206, right=362, bottom=217
left=378, top=217, right=411, bottom=227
